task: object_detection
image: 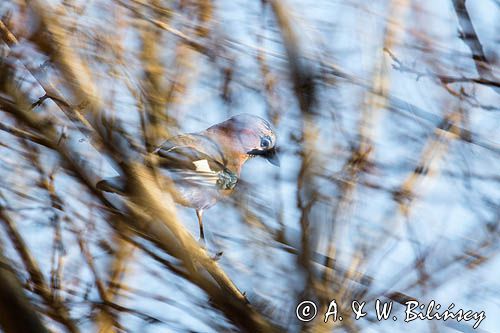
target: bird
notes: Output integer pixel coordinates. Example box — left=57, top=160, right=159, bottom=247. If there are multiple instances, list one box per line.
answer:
left=97, top=113, right=279, bottom=242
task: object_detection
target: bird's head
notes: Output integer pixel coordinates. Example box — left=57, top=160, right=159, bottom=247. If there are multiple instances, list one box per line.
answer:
left=209, top=114, right=280, bottom=167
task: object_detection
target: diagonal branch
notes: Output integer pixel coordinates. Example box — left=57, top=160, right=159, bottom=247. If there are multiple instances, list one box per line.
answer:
left=0, top=185, right=79, bottom=333
left=451, top=0, right=500, bottom=95
left=451, top=0, right=492, bottom=76
left=0, top=250, right=50, bottom=333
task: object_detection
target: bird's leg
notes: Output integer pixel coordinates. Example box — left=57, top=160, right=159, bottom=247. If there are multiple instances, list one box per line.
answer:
left=196, top=209, right=205, bottom=243
left=195, top=210, right=223, bottom=259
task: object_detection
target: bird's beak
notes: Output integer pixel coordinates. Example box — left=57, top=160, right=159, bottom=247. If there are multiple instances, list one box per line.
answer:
left=248, top=148, right=280, bottom=167
left=263, top=147, right=280, bottom=167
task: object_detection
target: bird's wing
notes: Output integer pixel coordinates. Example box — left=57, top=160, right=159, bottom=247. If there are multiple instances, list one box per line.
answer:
left=154, top=137, right=237, bottom=190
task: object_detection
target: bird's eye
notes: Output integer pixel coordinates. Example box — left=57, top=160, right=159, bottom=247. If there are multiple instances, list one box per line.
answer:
left=260, top=136, right=272, bottom=148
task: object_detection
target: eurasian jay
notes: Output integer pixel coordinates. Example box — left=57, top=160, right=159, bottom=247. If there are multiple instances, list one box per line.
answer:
left=97, top=114, right=279, bottom=241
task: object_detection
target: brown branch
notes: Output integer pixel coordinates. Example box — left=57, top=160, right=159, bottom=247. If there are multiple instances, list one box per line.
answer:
left=0, top=118, right=55, bottom=149
left=96, top=229, right=135, bottom=333
left=0, top=200, right=79, bottom=333
left=0, top=251, right=50, bottom=333
left=74, top=227, right=120, bottom=329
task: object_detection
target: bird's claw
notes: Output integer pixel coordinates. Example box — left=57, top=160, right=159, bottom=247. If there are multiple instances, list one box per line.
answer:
left=211, top=251, right=223, bottom=261
left=198, top=237, right=206, bottom=248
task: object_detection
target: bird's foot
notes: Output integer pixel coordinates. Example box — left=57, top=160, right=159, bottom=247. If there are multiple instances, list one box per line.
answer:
left=198, top=237, right=206, bottom=248
left=197, top=237, right=222, bottom=260
left=211, top=251, right=223, bottom=261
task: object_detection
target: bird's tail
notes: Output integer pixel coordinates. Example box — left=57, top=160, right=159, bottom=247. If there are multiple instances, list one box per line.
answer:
left=96, top=176, right=126, bottom=194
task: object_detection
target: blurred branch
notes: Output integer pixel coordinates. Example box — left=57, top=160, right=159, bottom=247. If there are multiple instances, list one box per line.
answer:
left=0, top=19, right=94, bottom=135
left=1, top=1, right=498, bottom=331
left=0, top=118, right=55, bottom=149
left=1, top=194, right=79, bottom=333
left=385, top=48, right=500, bottom=88
left=451, top=0, right=496, bottom=77
left=0, top=250, right=50, bottom=333
left=451, top=0, right=500, bottom=94
left=118, top=0, right=209, bottom=55
left=74, top=226, right=120, bottom=331
left=2, top=3, right=281, bottom=330
left=2, top=78, right=280, bottom=332
left=97, top=230, right=136, bottom=333
left=267, top=2, right=333, bottom=332
left=0, top=19, right=17, bottom=44
left=268, top=0, right=316, bottom=114
left=393, top=111, right=462, bottom=216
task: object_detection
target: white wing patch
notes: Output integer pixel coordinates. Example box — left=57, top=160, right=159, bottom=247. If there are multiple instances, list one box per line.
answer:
left=193, top=159, right=212, bottom=172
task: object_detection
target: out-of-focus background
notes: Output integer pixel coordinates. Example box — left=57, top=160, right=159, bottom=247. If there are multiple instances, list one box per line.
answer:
left=0, top=0, right=499, bottom=332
